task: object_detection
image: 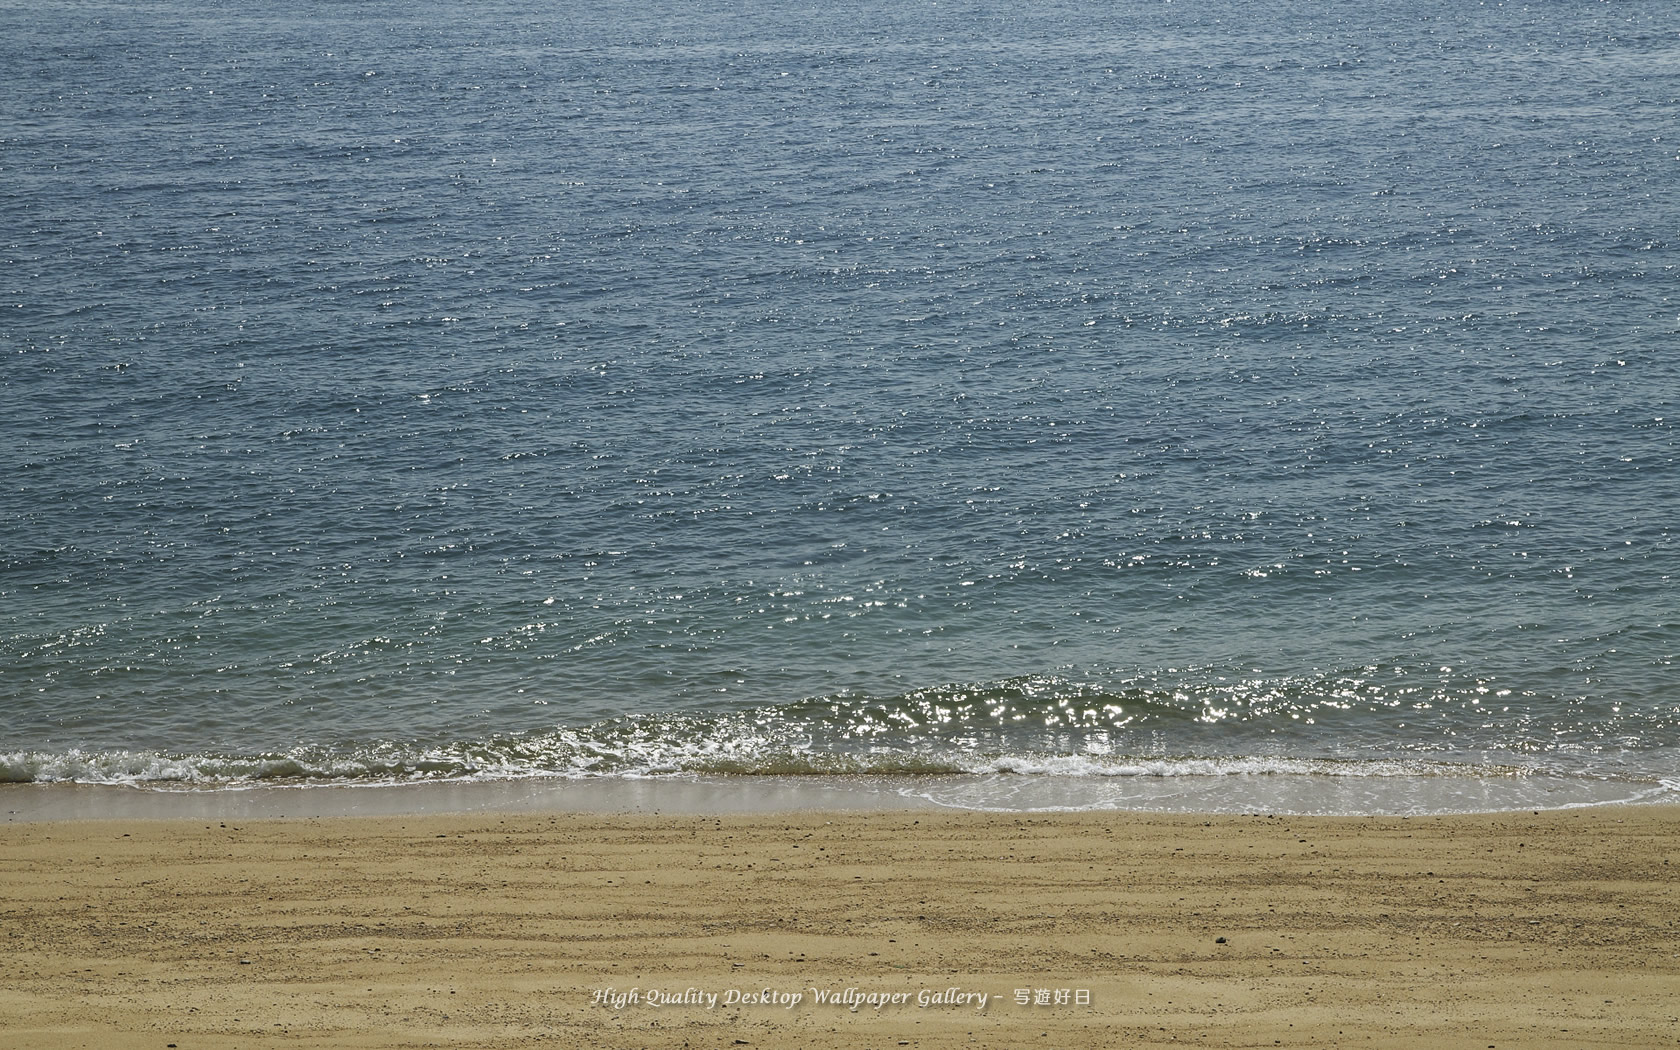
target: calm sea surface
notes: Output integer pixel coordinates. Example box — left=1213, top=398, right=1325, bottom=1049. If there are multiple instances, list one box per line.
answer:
left=3, top=0, right=1677, bottom=811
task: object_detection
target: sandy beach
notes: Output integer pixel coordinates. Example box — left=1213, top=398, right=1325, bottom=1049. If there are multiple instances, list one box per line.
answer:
left=3, top=802, right=1677, bottom=1049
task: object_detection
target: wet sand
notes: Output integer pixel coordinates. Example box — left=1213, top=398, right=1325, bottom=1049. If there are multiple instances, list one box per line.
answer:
left=3, top=805, right=1677, bottom=1048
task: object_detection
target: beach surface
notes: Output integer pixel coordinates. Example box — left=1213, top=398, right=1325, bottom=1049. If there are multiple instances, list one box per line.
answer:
left=3, top=803, right=1677, bottom=1049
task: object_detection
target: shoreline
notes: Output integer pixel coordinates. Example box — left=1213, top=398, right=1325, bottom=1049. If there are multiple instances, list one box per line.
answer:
left=0, top=774, right=937, bottom=824
left=3, top=805, right=1677, bottom=1048
left=5, top=769, right=1678, bottom=823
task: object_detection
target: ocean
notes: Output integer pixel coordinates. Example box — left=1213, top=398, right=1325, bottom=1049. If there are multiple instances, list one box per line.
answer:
left=3, top=0, right=1677, bottom=813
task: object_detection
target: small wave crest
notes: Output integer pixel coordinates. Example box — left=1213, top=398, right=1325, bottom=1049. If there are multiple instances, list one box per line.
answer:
left=0, top=670, right=1633, bottom=787
left=0, top=743, right=1518, bottom=788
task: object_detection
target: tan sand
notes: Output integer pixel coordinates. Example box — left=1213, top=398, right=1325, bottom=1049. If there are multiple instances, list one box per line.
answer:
left=3, top=805, right=1677, bottom=1049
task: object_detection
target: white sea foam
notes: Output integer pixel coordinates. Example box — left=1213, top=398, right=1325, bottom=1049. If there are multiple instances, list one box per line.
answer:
left=0, top=742, right=1574, bottom=789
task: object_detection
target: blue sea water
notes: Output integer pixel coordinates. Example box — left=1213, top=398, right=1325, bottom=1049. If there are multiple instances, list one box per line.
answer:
left=3, top=0, right=1678, bottom=811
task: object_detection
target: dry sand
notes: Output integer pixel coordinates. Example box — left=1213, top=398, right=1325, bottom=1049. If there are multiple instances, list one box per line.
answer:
left=3, top=805, right=1678, bottom=1049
